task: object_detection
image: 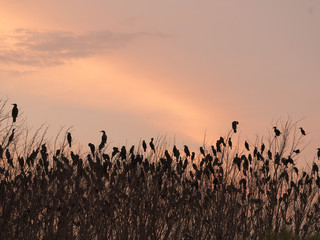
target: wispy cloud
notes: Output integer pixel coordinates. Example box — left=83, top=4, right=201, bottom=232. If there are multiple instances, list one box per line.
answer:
left=0, top=28, right=151, bottom=67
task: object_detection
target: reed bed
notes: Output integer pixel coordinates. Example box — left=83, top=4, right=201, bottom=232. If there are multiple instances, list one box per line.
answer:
left=0, top=99, right=319, bottom=240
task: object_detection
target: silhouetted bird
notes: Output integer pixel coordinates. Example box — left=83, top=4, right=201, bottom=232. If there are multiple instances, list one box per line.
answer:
left=142, top=140, right=147, bottom=152
left=191, top=152, right=195, bottom=161
left=299, top=127, right=306, bottom=136
left=112, top=147, right=119, bottom=158
left=56, top=149, right=61, bottom=156
left=233, top=154, right=241, bottom=171
left=245, top=141, right=250, bottom=151
left=312, top=163, right=319, bottom=175
left=173, top=145, right=180, bottom=159
left=129, top=145, right=135, bottom=155
left=267, top=150, right=272, bottom=160
left=120, top=146, right=127, bottom=160
left=184, top=145, right=190, bottom=157
left=232, top=121, right=239, bottom=133
left=88, top=143, right=95, bottom=156
left=293, top=149, right=300, bottom=154
left=273, top=126, right=281, bottom=137
left=200, top=147, right=205, bottom=156
left=12, top=104, right=18, bottom=123
left=211, top=145, right=217, bottom=156
left=67, top=132, right=72, bottom=147
left=261, top=143, right=265, bottom=154
left=216, top=141, right=221, bottom=153
left=99, top=130, right=107, bottom=151
left=228, top=138, right=232, bottom=149
left=149, top=138, right=155, bottom=152
left=220, top=137, right=226, bottom=146
left=8, top=129, right=15, bottom=146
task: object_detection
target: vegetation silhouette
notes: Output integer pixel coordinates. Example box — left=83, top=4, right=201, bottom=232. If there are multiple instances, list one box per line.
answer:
left=0, top=100, right=319, bottom=239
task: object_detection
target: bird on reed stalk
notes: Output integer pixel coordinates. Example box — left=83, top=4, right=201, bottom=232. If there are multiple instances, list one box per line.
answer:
left=99, top=130, right=107, bottom=151
left=149, top=138, right=155, bottom=153
left=142, top=140, right=147, bottom=152
left=12, top=104, right=18, bottom=123
left=67, top=132, right=72, bottom=147
left=245, top=141, right=250, bottom=151
left=184, top=145, right=190, bottom=157
left=88, top=143, right=95, bottom=156
left=228, top=138, right=232, bottom=149
left=232, top=121, right=239, bottom=133
left=299, top=127, right=306, bottom=136
left=273, top=126, right=281, bottom=137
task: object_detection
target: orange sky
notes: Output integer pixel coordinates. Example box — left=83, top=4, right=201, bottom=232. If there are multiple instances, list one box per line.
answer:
left=1, top=0, right=320, bottom=163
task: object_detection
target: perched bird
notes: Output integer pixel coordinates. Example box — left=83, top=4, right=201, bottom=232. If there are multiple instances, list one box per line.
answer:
left=142, top=140, right=147, bottom=152
left=232, top=121, right=239, bottom=133
left=7, top=129, right=15, bottom=146
left=293, top=149, right=300, bottom=154
left=261, top=143, right=265, bottom=154
left=299, top=127, right=306, bottom=136
left=99, top=130, right=107, bottom=151
left=12, top=104, right=18, bottom=123
left=184, top=145, right=190, bottom=157
left=149, top=138, right=155, bottom=152
left=88, top=143, right=95, bottom=156
left=200, top=147, right=205, bottom=156
left=228, top=138, right=232, bottom=149
left=67, top=132, right=72, bottom=147
left=312, top=163, right=318, bottom=175
left=220, top=137, right=226, bottom=147
left=245, top=141, right=250, bottom=151
left=211, top=145, right=217, bottom=156
left=129, top=145, right=135, bottom=155
left=273, top=127, right=281, bottom=137
left=120, top=146, right=127, bottom=160
left=112, top=147, right=119, bottom=158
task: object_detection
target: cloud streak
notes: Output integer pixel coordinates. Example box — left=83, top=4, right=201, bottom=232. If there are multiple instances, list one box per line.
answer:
left=0, top=29, right=149, bottom=67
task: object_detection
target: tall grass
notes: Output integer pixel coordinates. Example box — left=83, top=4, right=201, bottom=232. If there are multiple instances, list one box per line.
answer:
left=0, top=100, right=319, bottom=239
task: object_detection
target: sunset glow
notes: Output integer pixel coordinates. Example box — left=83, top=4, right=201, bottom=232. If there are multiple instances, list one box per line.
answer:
left=1, top=0, right=320, bottom=161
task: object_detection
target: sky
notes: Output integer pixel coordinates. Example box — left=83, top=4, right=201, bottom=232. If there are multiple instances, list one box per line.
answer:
left=1, top=1, right=320, bottom=163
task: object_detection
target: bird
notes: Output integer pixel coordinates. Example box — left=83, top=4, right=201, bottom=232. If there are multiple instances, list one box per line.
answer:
left=228, top=138, right=232, bottom=149
left=11, top=104, right=18, bottom=123
left=211, top=145, right=217, bottom=156
left=149, top=138, right=155, bottom=152
left=273, top=127, right=281, bottom=137
left=245, top=141, right=250, bottom=151
left=142, top=140, right=147, bottom=152
left=88, top=143, right=95, bottom=156
left=7, top=129, right=15, bottom=146
left=261, top=143, right=265, bottom=154
left=312, top=163, right=318, bottom=175
left=232, top=121, right=239, bottom=133
left=200, top=147, right=205, bottom=156
left=112, top=147, right=119, bottom=158
left=299, top=127, right=306, bottom=136
left=317, top=148, right=320, bottom=160
left=67, top=132, right=72, bottom=147
left=293, top=149, right=300, bottom=154
left=184, top=145, right=190, bottom=157
left=99, top=130, right=107, bottom=151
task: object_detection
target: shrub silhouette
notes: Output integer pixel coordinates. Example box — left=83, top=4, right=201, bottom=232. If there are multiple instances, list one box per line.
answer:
left=0, top=99, right=319, bottom=239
